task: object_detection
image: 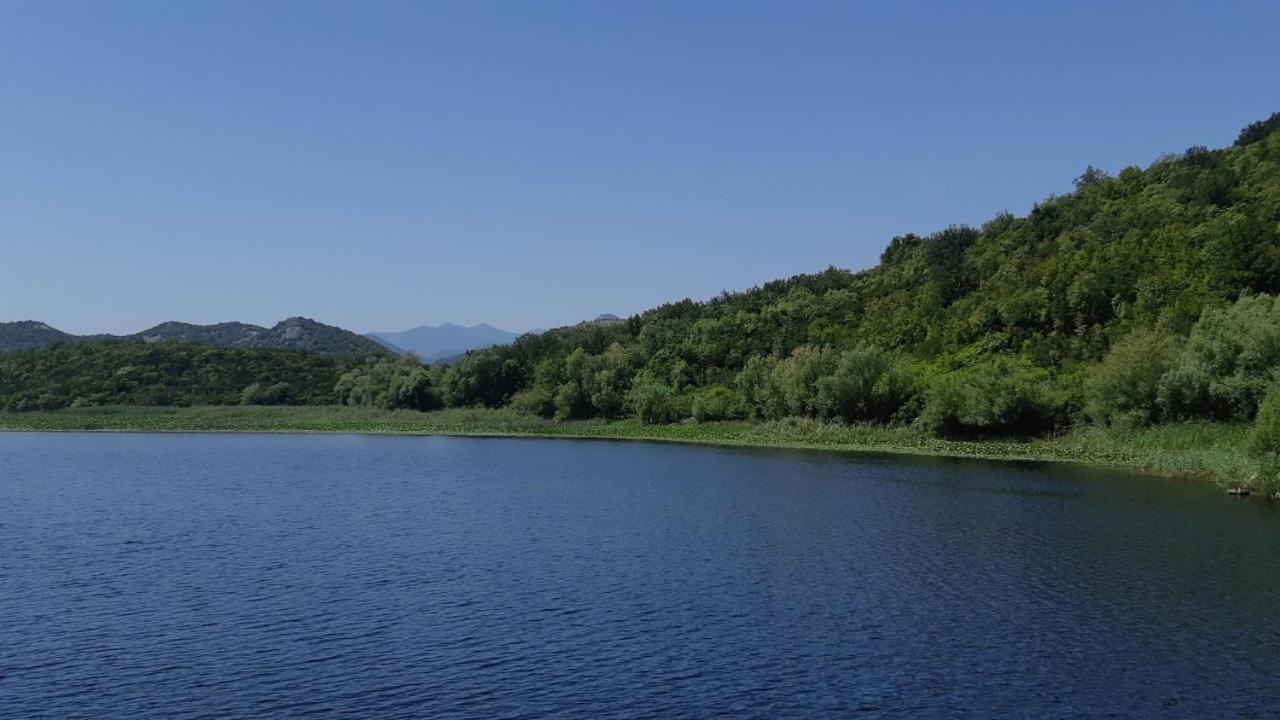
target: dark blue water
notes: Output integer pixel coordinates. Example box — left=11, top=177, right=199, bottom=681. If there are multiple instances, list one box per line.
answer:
left=3, top=433, right=1279, bottom=718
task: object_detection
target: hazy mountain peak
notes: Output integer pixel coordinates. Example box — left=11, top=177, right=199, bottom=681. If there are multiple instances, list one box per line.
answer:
left=367, top=322, right=521, bottom=362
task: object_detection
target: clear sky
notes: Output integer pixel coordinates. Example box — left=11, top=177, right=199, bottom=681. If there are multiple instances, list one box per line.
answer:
left=1, top=1, right=1277, bottom=335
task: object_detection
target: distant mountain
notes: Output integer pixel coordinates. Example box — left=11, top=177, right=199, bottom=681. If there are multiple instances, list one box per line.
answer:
left=0, top=317, right=390, bottom=357
left=0, top=321, right=83, bottom=352
left=367, top=323, right=521, bottom=362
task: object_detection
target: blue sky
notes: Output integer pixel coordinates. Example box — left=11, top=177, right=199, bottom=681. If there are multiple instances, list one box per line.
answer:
left=1, top=1, right=1277, bottom=334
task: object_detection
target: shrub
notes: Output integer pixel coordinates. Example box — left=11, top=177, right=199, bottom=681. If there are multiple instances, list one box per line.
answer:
left=241, top=382, right=294, bottom=406
left=1085, top=329, right=1181, bottom=426
left=1158, top=294, right=1280, bottom=420
left=389, top=367, right=442, bottom=411
left=691, top=385, right=745, bottom=423
left=1249, top=382, right=1280, bottom=455
left=509, top=386, right=556, bottom=417
left=629, top=382, right=682, bottom=424
left=771, top=347, right=839, bottom=417
left=1250, top=453, right=1280, bottom=498
left=335, top=359, right=441, bottom=410
left=918, top=357, right=1065, bottom=438
left=734, top=356, right=779, bottom=420
left=814, top=345, right=916, bottom=423
left=590, top=383, right=627, bottom=419
left=553, top=382, right=591, bottom=420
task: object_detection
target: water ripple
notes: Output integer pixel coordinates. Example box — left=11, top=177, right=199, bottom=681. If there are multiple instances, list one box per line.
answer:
left=2, top=432, right=1279, bottom=718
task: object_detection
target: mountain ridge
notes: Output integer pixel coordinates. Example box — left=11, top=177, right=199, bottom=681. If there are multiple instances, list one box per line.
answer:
left=0, top=317, right=391, bottom=357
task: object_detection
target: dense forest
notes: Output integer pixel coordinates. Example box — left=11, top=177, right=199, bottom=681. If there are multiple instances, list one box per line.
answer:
left=0, top=343, right=353, bottom=410
left=5, top=114, right=1280, bottom=453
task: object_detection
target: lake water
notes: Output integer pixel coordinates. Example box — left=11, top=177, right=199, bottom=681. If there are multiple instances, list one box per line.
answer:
left=2, top=433, right=1279, bottom=718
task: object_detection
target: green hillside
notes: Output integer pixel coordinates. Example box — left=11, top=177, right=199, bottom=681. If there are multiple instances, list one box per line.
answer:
left=422, top=113, right=1280, bottom=438
left=0, top=343, right=353, bottom=410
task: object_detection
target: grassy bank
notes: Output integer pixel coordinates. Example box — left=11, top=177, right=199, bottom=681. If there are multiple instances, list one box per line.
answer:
left=0, top=405, right=1261, bottom=487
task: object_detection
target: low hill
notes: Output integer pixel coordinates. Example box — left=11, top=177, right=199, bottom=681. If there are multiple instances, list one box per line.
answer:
left=0, top=321, right=82, bottom=352
left=0, top=317, right=391, bottom=357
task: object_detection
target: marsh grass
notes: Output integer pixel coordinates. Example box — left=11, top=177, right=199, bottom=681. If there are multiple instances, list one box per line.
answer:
left=0, top=406, right=1261, bottom=487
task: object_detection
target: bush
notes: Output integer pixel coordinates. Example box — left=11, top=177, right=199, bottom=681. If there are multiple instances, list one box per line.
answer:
left=240, top=382, right=294, bottom=406
left=691, top=385, right=745, bottom=423
left=770, top=347, right=839, bottom=418
left=510, top=386, right=556, bottom=418
left=629, top=382, right=682, bottom=424
left=1158, top=294, right=1280, bottom=420
left=734, top=356, right=779, bottom=420
left=1249, top=382, right=1280, bottom=455
left=918, top=357, right=1065, bottom=438
left=335, top=358, right=441, bottom=410
left=553, top=381, right=591, bottom=420
left=1085, top=329, right=1181, bottom=426
left=389, top=367, right=442, bottom=411
left=1250, top=453, right=1280, bottom=498
left=590, top=385, right=627, bottom=419
left=814, top=345, right=916, bottom=423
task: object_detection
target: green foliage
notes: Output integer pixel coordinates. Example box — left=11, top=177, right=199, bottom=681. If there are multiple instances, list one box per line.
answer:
left=692, top=385, right=745, bottom=423
left=1158, top=294, right=1280, bottom=420
left=240, top=382, right=295, bottom=406
left=765, top=346, right=839, bottom=418
left=0, top=342, right=348, bottom=410
left=1250, top=453, right=1280, bottom=498
left=335, top=358, right=443, bottom=411
left=1249, top=383, right=1280, bottom=456
left=814, top=346, right=916, bottom=423
left=918, top=357, right=1067, bottom=438
left=507, top=343, right=634, bottom=420
left=1235, top=112, right=1280, bottom=147
left=734, top=356, right=779, bottom=420
left=629, top=382, right=682, bottom=424
left=441, top=352, right=524, bottom=408
left=510, top=386, right=557, bottom=417
left=1086, top=329, right=1182, bottom=426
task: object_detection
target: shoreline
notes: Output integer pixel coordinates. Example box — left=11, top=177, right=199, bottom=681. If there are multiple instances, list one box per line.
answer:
left=0, top=406, right=1259, bottom=487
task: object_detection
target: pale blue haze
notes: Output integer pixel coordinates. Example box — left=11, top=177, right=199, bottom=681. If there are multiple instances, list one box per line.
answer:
left=1, top=2, right=1277, bottom=333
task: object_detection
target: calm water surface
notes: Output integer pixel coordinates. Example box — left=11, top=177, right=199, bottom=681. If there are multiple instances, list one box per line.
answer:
left=2, top=433, right=1279, bottom=718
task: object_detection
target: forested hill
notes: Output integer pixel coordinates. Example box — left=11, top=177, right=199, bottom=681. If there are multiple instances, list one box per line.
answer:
left=0, top=317, right=392, bottom=357
left=6, top=113, right=1280, bottom=446
left=0, top=343, right=353, bottom=410
left=426, top=113, right=1280, bottom=435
